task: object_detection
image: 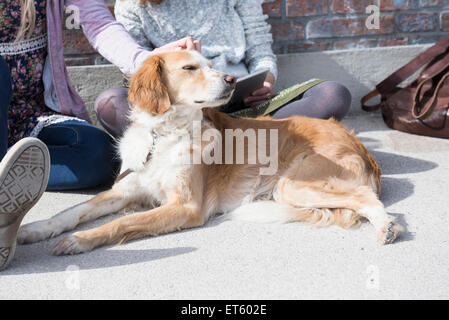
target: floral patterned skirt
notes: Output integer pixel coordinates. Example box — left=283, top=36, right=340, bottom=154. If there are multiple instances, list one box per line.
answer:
left=1, top=0, right=65, bottom=147
left=7, top=84, right=58, bottom=147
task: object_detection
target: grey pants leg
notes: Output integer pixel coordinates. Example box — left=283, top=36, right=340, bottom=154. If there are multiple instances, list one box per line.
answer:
left=271, top=81, right=352, bottom=121
left=94, top=87, right=130, bottom=138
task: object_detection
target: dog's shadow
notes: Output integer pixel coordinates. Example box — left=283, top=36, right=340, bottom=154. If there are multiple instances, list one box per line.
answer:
left=389, top=212, right=415, bottom=243
left=5, top=204, right=231, bottom=275
left=3, top=244, right=197, bottom=275
left=357, top=136, right=436, bottom=243
left=5, top=213, right=197, bottom=275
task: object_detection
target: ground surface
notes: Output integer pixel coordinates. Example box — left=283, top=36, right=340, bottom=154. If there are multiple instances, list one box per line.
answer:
left=1, top=113, right=448, bottom=299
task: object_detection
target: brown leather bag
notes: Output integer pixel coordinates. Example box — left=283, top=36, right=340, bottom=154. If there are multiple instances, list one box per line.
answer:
left=361, top=37, right=449, bottom=139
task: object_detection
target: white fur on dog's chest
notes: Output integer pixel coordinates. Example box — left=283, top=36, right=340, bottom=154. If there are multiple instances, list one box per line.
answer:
left=119, top=106, right=203, bottom=204
left=137, top=134, right=193, bottom=202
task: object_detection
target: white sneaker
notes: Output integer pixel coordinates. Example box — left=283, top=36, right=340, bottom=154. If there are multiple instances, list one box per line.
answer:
left=0, top=138, right=50, bottom=270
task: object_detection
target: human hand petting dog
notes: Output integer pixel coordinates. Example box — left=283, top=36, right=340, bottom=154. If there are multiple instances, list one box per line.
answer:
left=244, top=72, right=276, bottom=107
left=152, top=36, right=202, bottom=54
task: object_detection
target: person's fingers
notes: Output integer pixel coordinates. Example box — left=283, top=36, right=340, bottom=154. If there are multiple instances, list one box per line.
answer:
left=157, top=37, right=201, bottom=53
left=244, top=96, right=268, bottom=106
left=164, top=37, right=192, bottom=49
left=251, top=86, right=271, bottom=96
left=193, top=40, right=202, bottom=53
left=185, top=37, right=195, bottom=50
left=245, top=95, right=264, bottom=103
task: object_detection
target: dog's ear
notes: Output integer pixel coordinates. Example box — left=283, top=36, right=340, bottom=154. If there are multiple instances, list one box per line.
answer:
left=128, top=55, right=171, bottom=115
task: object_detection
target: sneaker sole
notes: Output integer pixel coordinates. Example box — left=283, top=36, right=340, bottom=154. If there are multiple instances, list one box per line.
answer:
left=0, top=138, right=50, bottom=270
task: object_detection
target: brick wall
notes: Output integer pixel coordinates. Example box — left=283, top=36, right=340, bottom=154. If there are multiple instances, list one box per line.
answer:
left=64, top=0, right=449, bottom=66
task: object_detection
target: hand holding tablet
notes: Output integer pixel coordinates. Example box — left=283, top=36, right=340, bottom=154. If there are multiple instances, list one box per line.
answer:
left=220, top=68, right=272, bottom=113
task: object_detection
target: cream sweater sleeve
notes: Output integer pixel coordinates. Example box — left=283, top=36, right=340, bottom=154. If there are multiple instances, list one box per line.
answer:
left=235, top=0, right=278, bottom=81
left=114, top=0, right=153, bottom=50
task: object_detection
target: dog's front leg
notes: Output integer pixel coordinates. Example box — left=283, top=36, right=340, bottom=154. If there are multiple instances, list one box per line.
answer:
left=52, top=202, right=205, bottom=255
left=18, top=186, right=133, bottom=244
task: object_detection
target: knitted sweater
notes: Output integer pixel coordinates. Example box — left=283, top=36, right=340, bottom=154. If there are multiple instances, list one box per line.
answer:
left=114, top=0, right=278, bottom=80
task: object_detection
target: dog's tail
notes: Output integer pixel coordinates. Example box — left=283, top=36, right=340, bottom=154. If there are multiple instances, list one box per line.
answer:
left=223, top=201, right=360, bottom=228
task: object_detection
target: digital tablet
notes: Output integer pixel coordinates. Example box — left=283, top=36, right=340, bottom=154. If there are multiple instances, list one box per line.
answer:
left=220, top=68, right=270, bottom=113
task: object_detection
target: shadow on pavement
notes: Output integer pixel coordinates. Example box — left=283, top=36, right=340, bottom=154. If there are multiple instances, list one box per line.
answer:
left=2, top=246, right=197, bottom=275
left=380, top=177, right=415, bottom=207
left=371, top=150, right=438, bottom=175
left=358, top=136, right=438, bottom=175
left=389, top=212, right=415, bottom=243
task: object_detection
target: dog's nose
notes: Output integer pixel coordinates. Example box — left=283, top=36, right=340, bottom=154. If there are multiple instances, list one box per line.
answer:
left=224, top=75, right=236, bottom=86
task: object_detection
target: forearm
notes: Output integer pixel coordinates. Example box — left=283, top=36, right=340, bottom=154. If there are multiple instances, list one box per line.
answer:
left=66, top=0, right=151, bottom=74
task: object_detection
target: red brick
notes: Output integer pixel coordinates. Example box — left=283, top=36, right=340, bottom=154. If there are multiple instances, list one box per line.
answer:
left=63, top=30, right=95, bottom=55
left=332, top=0, right=373, bottom=14
left=286, top=0, right=328, bottom=17
left=333, top=39, right=377, bottom=50
left=269, top=20, right=304, bottom=41
left=380, top=0, right=419, bottom=11
left=306, top=16, right=394, bottom=39
left=262, top=0, right=281, bottom=18
left=397, top=12, right=438, bottom=32
left=378, top=37, right=409, bottom=47
left=287, top=41, right=331, bottom=53
left=441, top=12, right=449, bottom=31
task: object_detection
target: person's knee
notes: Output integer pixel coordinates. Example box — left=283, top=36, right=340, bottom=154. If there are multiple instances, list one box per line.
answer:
left=94, top=87, right=130, bottom=137
left=314, top=81, right=352, bottom=120
left=86, top=128, right=117, bottom=174
left=73, top=125, right=118, bottom=187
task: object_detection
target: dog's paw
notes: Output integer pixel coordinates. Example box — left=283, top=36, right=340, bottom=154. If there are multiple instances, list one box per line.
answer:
left=52, top=233, right=92, bottom=256
left=377, top=221, right=404, bottom=245
left=18, top=221, right=60, bottom=244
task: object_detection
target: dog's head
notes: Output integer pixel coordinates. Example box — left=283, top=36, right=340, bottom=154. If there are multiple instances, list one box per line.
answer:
left=128, top=50, right=236, bottom=115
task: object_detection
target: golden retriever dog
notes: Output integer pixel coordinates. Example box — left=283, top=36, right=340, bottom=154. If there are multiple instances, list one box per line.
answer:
left=18, top=50, right=403, bottom=255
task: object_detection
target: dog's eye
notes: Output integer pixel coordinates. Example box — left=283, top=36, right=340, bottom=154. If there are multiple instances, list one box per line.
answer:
left=183, top=65, right=197, bottom=71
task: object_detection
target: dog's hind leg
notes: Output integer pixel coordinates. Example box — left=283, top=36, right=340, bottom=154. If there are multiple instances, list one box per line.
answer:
left=275, top=178, right=403, bottom=244
left=18, top=187, right=133, bottom=244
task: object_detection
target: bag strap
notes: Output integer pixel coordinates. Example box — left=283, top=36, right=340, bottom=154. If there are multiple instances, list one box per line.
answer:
left=361, top=37, right=449, bottom=111
left=361, top=88, right=381, bottom=111
left=412, top=70, right=449, bottom=119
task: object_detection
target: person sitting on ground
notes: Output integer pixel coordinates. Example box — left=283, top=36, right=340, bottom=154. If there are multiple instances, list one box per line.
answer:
left=0, top=0, right=196, bottom=271
left=95, top=0, right=352, bottom=138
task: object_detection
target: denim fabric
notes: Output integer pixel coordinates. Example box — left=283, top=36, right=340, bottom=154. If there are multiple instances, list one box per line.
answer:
left=1, top=55, right=118, bottom=190
left=0, top=56, right=12, bottom=159
left=37, top=120, right=119, bottom=190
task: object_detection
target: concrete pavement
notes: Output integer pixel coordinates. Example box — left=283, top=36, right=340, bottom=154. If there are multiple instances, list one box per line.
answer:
left=1, top=113, right=448, bottom=299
